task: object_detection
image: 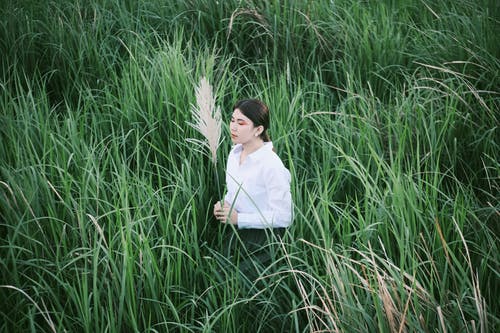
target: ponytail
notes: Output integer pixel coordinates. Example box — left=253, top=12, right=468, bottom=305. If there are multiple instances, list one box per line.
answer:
left=261, top=131, right=270, bottom=142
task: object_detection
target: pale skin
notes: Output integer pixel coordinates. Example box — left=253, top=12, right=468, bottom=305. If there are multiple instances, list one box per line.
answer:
left=213, top=108, right=265, bottom=225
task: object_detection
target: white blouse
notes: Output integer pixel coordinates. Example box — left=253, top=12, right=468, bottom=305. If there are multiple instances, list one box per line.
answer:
left=224, top=142, right=293, bottom=229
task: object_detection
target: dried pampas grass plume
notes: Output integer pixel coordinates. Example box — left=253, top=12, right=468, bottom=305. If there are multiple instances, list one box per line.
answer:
left=188, top=76, right=222, bottom=165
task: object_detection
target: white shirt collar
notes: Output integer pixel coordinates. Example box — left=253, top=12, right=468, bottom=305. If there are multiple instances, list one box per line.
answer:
left=233, top=142, right=273, bottom=162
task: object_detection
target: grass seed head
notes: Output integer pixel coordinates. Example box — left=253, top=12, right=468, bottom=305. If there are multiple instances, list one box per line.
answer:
left=189, top=76, right=222, bottom=165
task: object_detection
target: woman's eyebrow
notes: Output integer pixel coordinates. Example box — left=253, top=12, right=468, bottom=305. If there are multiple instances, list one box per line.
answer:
left=231, top=114, right=249, bottom=123
left=232, top=117, right=248, bottom=122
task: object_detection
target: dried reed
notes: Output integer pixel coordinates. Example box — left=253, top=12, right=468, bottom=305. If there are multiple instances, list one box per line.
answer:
left=188, top=76, right=223, bottom=199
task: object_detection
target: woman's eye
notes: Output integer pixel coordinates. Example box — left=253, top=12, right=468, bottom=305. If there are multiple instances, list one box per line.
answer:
left=237, top=120, right=247, bottom=125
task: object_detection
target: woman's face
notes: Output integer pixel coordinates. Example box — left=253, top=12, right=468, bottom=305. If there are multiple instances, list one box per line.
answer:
left=229, top=109, right=262, bottom=145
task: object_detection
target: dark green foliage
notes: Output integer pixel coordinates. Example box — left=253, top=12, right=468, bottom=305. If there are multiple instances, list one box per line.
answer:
left=1, top=0, right=498, bottom=332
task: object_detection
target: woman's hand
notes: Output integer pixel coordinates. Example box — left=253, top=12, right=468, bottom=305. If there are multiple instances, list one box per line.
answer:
left=213, top=201, right=238, bottom=225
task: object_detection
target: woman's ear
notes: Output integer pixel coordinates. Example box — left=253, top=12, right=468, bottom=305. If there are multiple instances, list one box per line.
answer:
left=256, top=125, right=264, bottom=136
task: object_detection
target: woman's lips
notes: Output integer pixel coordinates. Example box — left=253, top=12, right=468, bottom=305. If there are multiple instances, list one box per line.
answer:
left=231, top=134, right=237, bottom=139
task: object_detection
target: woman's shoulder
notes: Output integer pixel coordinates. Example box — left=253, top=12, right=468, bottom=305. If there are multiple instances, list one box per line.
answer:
left=266, top=149, right=284, bottom=165
left=263, top=147, right=290, bottom=173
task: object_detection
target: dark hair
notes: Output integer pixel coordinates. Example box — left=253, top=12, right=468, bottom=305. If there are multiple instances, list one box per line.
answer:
left=233, top=99, right=271, bottom=142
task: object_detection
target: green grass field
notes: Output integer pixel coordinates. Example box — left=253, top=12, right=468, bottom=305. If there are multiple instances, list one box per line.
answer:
left=1, top=0, right=498, bottom=332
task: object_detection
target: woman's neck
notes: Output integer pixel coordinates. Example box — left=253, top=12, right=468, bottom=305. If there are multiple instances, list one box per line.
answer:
left=242, top=139, right=264, bottom=155
left=240, top=139, right=264, bottom=164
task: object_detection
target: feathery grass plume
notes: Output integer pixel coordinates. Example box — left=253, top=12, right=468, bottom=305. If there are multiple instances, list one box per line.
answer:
left=188, top=76, right=223, bottom=200
left=188, top=76, right=222, bottom=165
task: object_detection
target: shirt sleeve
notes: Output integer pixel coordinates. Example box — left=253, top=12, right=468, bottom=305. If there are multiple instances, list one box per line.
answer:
left=237, top=165, right=293, bottom=229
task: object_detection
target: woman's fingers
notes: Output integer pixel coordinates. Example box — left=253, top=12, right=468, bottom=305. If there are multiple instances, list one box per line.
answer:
left=214, top=202, right=236, bottom=224
left=213, top=201, right=227, bottom=221
left=213, top=202, right=222, bottom=219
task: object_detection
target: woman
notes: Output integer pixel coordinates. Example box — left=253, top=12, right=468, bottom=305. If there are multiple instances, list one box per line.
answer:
left=213, top=99, right=293, bottom=276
